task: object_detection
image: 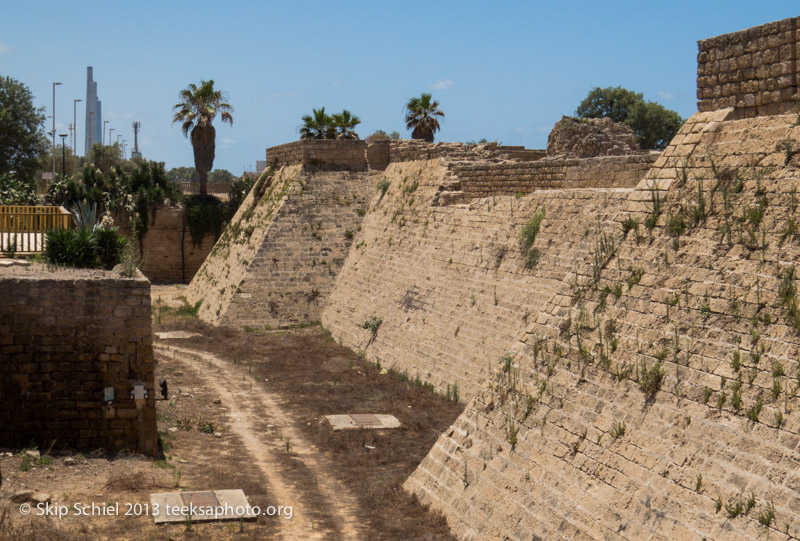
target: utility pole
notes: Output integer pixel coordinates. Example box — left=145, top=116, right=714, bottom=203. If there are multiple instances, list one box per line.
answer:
left=52, top=82, right=62, bottom=176
left=131, top=121, right=141, bottom=158
left=59, top=134, right=68, bottom=176
left=73, top=99, right=81, bottom=152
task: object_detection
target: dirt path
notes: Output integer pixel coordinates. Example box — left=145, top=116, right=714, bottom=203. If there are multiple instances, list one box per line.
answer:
left=154, top=343, right=364, bottom=541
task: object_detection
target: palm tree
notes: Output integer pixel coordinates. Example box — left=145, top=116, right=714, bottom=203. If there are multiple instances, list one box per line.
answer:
left=331, top=110, right=361, bottom=139
left=404, top=93, right=444, bottom=142
left=299, top=107, right=334, bottom=140
left=172, top=80, right=233, bottom=197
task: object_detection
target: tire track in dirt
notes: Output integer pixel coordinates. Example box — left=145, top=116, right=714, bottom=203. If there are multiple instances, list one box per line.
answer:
left=155, top=343, right=364, bottom=541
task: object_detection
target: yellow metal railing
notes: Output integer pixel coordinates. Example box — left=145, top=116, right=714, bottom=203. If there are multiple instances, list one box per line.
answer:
left=178, top=182, right=232, bottom=196
left=0, top=205, right=72, bottom=254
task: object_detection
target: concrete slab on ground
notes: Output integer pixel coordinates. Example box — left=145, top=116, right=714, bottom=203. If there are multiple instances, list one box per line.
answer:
left=154, top=331, right=203, bottom=340
left=325, top=414, right=401, bottom=431
left=150, top=489, right=257, bottom=524
left=0, top=259, right=30, bottom=267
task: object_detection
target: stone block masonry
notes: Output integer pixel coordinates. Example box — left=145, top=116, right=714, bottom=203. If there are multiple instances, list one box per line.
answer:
left=118, top=205, right=212, bottom=284
left=267, top=140, right=369, bottom=170
left=404, top=111, right=800, bottom=539
left=449, top=153, right=657, bottom=201
left=321, top=158, right=632, bottom=399
left=698, top=16, right=799, bottom=117
left=185, top=165, right=375, bottom=328
left=266, top=139, right=548, bottom=173
left=0, top=266, right=158, bottom=456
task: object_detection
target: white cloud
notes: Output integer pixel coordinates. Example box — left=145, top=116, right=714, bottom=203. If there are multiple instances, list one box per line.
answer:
left=332, top=79, right=343, bottom=87
left=657, top=90, right=677, bottom=101
left=0, top=42, right=10, bottom=55
left=220, top=137, right=237, bottom=149
left=513, top=125, right=529, bottom=134
left=429, top=79, right=454, bottom=91
left=268, top=91, right=297, bottom=99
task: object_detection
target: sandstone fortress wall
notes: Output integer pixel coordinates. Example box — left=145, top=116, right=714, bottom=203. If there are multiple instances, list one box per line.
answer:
left=118, top=205, right=213, bottom=284
left=184, top=17, right=800, bottom=539
left=184, top=166, right=375, bottom=327
left=0, top=269, right=158, bottom=456
left=698, top=16, right=799, bottom=117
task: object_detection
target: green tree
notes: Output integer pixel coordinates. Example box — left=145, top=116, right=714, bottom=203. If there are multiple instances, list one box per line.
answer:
left=404, top=93, right=444, bottom=142
left=89, top=143, right=123, bottom=176
left=300, top=107, right=334, bottom=139
left=167, top=166, right=200, bottom=183
left=330, top=109, right=361, bottom=139
left=172, top=80, right=234, bottom=197
left=39, top=142, right=82, bottom=178
left=0, top=174, right=37, bottom=205
left=209, top=169, right=235, bottom=183
left=576, top=86, right=643, bottom=124
left=625, top=101, right=684, bottom=150
left=0, top=76, right=47, bottom=183
left=575, top=86, right=683, bottom=150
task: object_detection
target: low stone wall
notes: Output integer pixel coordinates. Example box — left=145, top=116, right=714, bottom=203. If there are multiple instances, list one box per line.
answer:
left=698, top=16, right=799, bottom=116
left=388, top=140, right=546, bottom=163
left=267, top=140, right=369, bottom=170
left=0, top=266, right=158, bottom=456
left=265, top=140, right=548, bottom=172
left=450, top=152, right=658, bottom=200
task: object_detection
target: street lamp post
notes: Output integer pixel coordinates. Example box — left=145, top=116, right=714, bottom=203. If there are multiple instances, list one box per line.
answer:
left=109, top=128, right=115, bottom=148
left=52, top=82, right=62, bottom=176
left=103, top=120, right=109, bottom=145
left=59, top=134, right=68, bottom=177
left=73, top=99, right=81, bottom=151
left=122, top=141, right=127, bottom=160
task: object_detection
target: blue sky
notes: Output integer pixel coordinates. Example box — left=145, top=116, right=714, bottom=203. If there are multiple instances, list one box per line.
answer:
left=1, top=1, right=798, bottom=174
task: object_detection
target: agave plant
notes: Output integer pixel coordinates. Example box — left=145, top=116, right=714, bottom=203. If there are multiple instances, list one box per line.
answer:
left=71, top=200, right=101, bottom=230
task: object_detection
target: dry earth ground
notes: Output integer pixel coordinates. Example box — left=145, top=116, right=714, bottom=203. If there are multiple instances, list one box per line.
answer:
left=0, top=285, right=462, bottom=540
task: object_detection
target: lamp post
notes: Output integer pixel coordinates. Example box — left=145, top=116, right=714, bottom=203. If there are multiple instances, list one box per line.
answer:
left=73, top=98, right=81, bottom=151
left=122, top=140, right=127, bottom=160
left=109, top=128, right=115, bottom=149
left=103, top=120, right=109, bottom=145
left=59, top=134, right=68, bottom=177
left=52, top=82, right=62, bottom=175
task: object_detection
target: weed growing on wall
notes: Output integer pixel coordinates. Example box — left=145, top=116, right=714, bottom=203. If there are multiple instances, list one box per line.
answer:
left=520, top=208, right=546, bottom=269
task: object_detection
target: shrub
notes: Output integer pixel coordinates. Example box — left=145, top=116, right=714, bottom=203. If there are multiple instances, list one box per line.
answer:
left=520, top=208, right=546, bottom=269
left=185, top=195, right=225, bottom=247
left=639, top=360, right=664, bottom=399
left=44, top=226, right=127, bottom=269
left=376, top=179, right=390, bottom=198
left=95, top=227, right=128, bottom=269
left=0, top=173, right=37, bottom=205
left=621, top=217, right=638, bottom=237
left=666, top=212, right=686, bottom=237
left=520, top=209, right=545, bottom=252
left=44, top=228, right=96, bottom=267
left=362, top=316, right=383, bottom=341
